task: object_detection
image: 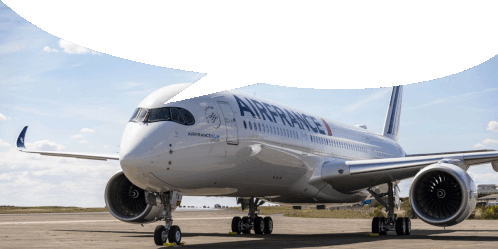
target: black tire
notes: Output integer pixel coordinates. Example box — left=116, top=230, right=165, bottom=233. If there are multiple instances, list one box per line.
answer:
left=231, top=216, right=242, bottom=234
left=372, top=217, right=380, bottom=234
left=154, top=225, right=167, bottom=245
left=404, top=217, right=411, bottom=235
left=263, top=216, right=273, bottom=234
left=241, top=216, right=251, bottom=234
left=254, top=216, right=264, bottom=234
left=395, top=217, right=405, bottom=236
left=168, top=225, right=182, bottom=245
left=379, top=217, right=387, bottom=235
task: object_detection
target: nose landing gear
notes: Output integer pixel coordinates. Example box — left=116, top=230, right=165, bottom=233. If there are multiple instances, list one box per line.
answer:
left=368, top=182, right=411, bottom=236
left=153, top=191, right=183, bottom=245
left=231, top=197, right=273, bottom=235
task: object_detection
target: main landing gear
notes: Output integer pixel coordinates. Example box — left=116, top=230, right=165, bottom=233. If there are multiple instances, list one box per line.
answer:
left=231, top=197, right=273, bottom=235
left=154, top=191, right=183, bottom=245
left=368, top=182, right=411, bottom=236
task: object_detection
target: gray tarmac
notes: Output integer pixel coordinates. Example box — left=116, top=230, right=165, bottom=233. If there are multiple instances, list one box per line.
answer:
left=1, top=209, right=498, bottom=248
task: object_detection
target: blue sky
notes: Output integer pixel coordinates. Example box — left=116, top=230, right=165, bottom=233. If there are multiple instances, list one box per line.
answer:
left=1, top=1, right=497, bottom=207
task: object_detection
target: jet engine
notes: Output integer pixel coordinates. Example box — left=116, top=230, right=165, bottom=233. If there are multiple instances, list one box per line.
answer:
left=105, top=171, right=165, bottom=223
left=409, top=163, right=477, bottom=227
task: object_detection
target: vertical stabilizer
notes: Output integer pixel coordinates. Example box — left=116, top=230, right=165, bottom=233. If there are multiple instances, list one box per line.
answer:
left=382, top=85, right=403, bottom=142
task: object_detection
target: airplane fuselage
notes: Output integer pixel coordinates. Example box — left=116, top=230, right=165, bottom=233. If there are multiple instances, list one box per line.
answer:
left=120, top=88, right=405, bottom=204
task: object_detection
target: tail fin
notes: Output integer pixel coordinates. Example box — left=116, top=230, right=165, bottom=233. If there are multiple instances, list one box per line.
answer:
left=382, top=85, right=403, bottom=142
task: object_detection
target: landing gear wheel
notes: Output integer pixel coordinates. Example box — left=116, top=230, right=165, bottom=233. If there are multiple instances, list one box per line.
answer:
left=231, top=216, right=242, bottom=234
left=254, top=216, right=264, bottom=234
left=241, top=216, right=251, bottom=234
left=395, top=217, right=406, bottom=235
left=154, top=225, right=167, bottom=245
left=379, top=217, right=387, bottom=235
left=168, top=225, right=182, bottom=245
left=263, top=217, right=273, bottom=234
left=404, top=217, right=411, bottom=235
left=372, top=217, right=381, bottom=234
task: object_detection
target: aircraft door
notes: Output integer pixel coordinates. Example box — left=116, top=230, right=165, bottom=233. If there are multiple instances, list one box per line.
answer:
left=217, top=101, right=239, bottom=145
left=301, top=132, right=308, bottom=155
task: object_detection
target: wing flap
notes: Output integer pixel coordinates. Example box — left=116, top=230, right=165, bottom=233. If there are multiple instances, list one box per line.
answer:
left=16, top=126, right=119, bottom=161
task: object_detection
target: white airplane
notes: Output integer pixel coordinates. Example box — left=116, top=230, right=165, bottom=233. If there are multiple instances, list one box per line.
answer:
left=16, top=84, right=498, bottom=245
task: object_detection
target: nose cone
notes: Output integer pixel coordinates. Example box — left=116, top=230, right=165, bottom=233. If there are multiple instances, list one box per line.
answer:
left=119, top=123, right=158, bottom=178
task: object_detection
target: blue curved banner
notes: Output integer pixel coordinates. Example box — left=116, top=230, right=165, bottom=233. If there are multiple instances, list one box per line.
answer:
left=3, top=0, right=498, bottom=101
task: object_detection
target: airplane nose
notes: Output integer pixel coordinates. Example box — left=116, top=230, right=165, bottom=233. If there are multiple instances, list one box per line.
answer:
left=120, top=141, right=147, bottom=178
left=119, top=122, right=171, bottom=176
left=119, top=123, right=153, bottom=177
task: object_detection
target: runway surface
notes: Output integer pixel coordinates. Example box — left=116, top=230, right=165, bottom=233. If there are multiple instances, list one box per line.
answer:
left=1, top=209, right=498, bottom=248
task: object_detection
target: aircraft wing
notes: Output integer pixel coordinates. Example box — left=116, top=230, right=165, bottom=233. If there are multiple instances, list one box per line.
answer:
left=16, top=126, right=119, bottom=161
left=323, top=150, right=498, bottom=193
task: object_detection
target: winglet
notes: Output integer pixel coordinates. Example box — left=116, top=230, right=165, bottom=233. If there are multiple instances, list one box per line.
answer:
left=17, top=126, right=28, bottom=150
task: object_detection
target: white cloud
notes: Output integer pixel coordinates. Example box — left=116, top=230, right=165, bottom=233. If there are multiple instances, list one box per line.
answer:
left=0, top=41, right=27, bottom=53
left=482, top=138, right=498, bottom=146
left=487, top=121, right=498, bottom=133
left=0, top=112, right=7, bottom=121
left=0, top=174, right=11, bottom=181
left=0, top=147, right=120, bottom=207
left=42, top=46, right=59, bottom=53
left=78, top=140, right=88, bottom=144
left=0, top=139, right=11, bottom=147
left=473, top=143, right=486, bottom=149
left=120, top=82, right=144, bottom=90
left=473, top=138, right=498, bottom=149
left=406, top=88, right=498, bottom=110
left=26, top=140, right=65, bottom=151
left=81, top=128, right=95, bottom=133
left=70, top=134, right=83, bottom=139
left=100, top=145, right=110, bottom=149
left=59, top=39, right=100, bottom=55
left=344, top=89, right=391, bottom=112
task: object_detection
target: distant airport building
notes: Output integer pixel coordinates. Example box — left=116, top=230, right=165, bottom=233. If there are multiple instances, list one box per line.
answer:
left=477, top=184, right=498, bottom=194
left=478, top=194, right=498, bottom=206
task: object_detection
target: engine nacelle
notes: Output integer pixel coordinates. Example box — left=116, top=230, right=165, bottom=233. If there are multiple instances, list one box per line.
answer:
left=409, top=163, right=477, bottom=227
left=105, top=171, right=165, bottom=224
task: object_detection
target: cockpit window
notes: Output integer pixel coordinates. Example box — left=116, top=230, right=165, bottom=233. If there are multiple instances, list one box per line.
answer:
left=148, top=107, right=171, bottom=122
left=137, top=108, right=148, bottom=122
left=129, top=106, right=195, bottom=125
left=129, top=108, right=148, bottom=122
left=180, top=109, right=195, bottom=125
left=129, top=108, right=140, bottom=122
left=170, top=108, right=185, bottom=124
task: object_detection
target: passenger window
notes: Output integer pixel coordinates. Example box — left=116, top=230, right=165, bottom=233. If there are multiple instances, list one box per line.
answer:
left=170, top=108, right=185, bottom=124
left=243, top=121, right=247, bottom=129
left=258, top=123, right=262, bottom=132
left=180, top=109, right=195, bottom=125
left=249, top=121, right=253, bottom=130
left=262, top=124, right=266, bottom=133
